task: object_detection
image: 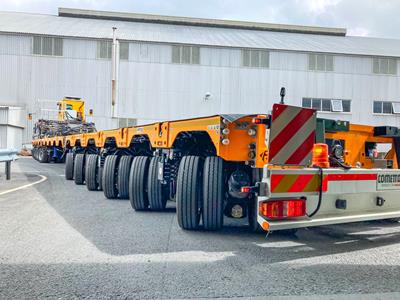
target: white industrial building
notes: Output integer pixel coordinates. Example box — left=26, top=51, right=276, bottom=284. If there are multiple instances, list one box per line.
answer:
left=1, top=7, right=400, bottom=149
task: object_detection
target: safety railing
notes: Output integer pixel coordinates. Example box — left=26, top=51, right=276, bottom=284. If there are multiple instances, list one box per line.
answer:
left=0, top=149, right=18, bottom=180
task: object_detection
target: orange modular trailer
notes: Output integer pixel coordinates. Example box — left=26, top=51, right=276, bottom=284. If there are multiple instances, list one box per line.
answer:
left=32, top=113, right=270, bottom=231
left=33, top=114, right=268, bottom=168
left=31, top=105, right=400, bottom=232
left=31, top=114, right=399, bottom=170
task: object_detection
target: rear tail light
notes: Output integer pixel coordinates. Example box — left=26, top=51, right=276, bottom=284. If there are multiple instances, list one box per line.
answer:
left=260, top=199, right=306, bottom=219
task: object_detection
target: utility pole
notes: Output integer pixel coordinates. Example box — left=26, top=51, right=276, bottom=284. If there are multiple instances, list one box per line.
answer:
left=111, top=27, right=119, bottom=118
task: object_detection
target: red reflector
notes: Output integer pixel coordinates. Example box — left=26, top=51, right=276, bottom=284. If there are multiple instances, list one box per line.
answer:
left=252, top=117, right=262, bottom=124
left=241, top=186, right=251, bottom=193
left=260, top=199, right=306, bottom=219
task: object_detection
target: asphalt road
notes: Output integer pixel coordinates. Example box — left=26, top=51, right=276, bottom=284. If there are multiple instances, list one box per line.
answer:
left=1, top=158, right=400, bottom=299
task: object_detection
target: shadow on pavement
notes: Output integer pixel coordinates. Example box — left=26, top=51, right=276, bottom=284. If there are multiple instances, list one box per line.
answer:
left=26, top=158, right=400, bottom=265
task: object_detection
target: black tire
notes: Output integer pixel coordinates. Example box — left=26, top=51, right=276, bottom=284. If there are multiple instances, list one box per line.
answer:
left=85, top=154, right=99, bottom=191
left=248, top=198, right=262, bottom=233
left=98, top=166, right=103, bottom=191
left=147, top=156, right=168, bottom=210
left=38, top=147, right=49, bottom=163
left=176, top=156, right=203, bottom=230
left=117, top=156, right=133, bottom=199
left=202, top=157, right=224, bottom=231
left=129, top=156, right=150, bottom=210
left=249, top=168, right=263, bottom=232
left=32, top=148, right=37, bottom=160
left=65, top=152, right=74, bottom=180
left=43, top=148, right=49, bottom=163
left=102, top=155, right=119, bottom=199
left=73, top=153, right=85, bottom=185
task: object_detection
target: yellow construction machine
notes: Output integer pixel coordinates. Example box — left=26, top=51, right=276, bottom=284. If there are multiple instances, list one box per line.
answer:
left=57, top=97, right=86, bottom=122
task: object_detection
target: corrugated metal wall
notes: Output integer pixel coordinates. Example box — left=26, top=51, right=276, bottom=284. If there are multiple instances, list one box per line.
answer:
left=0, top=107, right=8, bottom=124
left=0, top=126, right=7, bottom=148
left=0, top=106, right=25, bottom=149
left=0, top=32, right=400, bottom=150
left=6, top=126, right=23, bottom=150
left=7, top=107, right=25, bottom=127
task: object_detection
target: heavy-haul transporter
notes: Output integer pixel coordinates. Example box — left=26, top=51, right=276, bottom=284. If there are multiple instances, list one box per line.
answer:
left=32, top=103, right=400, bottom=232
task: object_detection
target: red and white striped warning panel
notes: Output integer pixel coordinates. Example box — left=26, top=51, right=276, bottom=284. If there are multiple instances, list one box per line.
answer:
left=268, top=104, right=316, bottom=166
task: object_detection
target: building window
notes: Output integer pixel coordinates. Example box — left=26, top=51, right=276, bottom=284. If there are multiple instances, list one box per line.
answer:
left=373, top=58, right=397, bottom=75
left=32, top=36, right=63, bottom=56
left=97, top=41, right=129, bottom=60
left=373, top=101, right=400, bottom=114
left=119, top=42, right=129, bottom=60
left=308, top=54, right=334, bottom=71
left=302, top=98, right=351, bottom=112
left=242, top=49, right=269, bottom=68
left=171, top=45, right=200, bottom=64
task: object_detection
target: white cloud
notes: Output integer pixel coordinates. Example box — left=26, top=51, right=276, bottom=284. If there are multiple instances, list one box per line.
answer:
left=301, top=0, right=342, bottom=14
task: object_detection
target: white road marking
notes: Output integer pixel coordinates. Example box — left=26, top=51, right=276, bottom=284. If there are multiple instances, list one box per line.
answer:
left=255, top=241, right=306, bottom=248
left=0, top=174, right=47, bottom=198
left=334, top=239, right=358, bottom=245
left=348, top=227, right=400, bottom=236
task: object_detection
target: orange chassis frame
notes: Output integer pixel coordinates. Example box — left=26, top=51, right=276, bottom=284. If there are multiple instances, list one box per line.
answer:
left=32, top=115, right=268, bottom=168
left=32, top=115, right=398, bottom=169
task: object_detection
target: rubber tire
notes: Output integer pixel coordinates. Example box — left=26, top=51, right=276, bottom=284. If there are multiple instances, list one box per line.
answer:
left=129, top=156, right=150, bottom=210
left=98, top=166, right=103, bottom=191
left=147, top=157, right=168, bottom=210
left=73, top=153, right=85, bottom=185
left=40, top=148, right=48, bottom=163
left=32, top=148, right=37, bottom=160
left=38, top=148, right=49, bottom=163
left=117, top=156, right=133, bottom=199
left=248, top=168, right=263, bottom=232
left=102, top=155, right=119, bottom=199
left=85, top=154, right=99, bottom=191
left=176, top=156, right=203, bottom=230
left=65, top=152, right=74, bottom=180
left=248, top=198, right=262, bottom=233
left=202, top=157, right=224, bottom=231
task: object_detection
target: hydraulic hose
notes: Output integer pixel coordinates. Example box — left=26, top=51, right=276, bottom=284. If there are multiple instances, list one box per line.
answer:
left=307, top=156, right=351, bottom=218
left=307, top=166, right=323, bottom=218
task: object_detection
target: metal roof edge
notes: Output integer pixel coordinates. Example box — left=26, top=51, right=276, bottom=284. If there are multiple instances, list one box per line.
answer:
left=58, top=7, right=347, bottom=36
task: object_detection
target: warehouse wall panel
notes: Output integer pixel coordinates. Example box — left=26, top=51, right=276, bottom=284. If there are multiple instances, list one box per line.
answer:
left=0, top=32, right=400, bottom=148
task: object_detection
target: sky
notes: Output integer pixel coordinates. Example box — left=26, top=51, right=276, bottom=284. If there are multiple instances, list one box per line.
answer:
left=0, top=0, right=398, bottom=39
